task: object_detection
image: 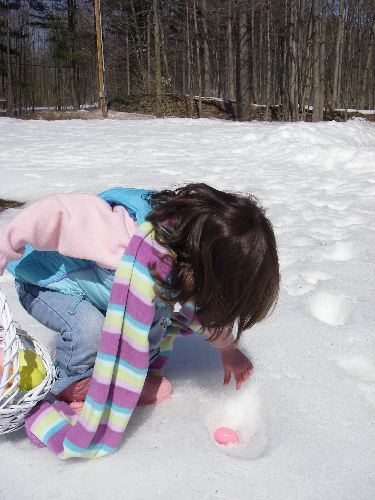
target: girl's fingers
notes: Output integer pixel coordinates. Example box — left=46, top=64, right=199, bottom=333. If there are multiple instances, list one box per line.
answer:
left=223, top=368, right=231, bottom=385
left=235, top=372, right=244, bottom=390
left=236, top=369, right=251, bottom=389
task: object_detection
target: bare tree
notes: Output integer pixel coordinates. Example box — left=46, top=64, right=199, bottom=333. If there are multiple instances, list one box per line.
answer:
left=226, top=0, right=235, bottom=99
left=332, top=0, right=345, bottom=108
left=1, top=0, right=374, bottom=119
left=5, top=1, right=13, bottom=115
left=235, top=1, right=251, bottom=121
left=264, top=0, right=272, bottom=120
left=360, top=7, right=375, bottom=109
left=312, top=0, right=322, bottom=121
left=153, top=0, right=161, bottom=97
left=201, top=0, right=211, bottom=96
left=193, top=1, right=202, bottom=116
left=319, top=0, right=327, bottom=117
left=288, top=0, right=299, bottom=121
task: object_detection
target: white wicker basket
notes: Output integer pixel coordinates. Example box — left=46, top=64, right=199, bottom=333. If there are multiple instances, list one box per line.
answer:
left=0, top=289, right=56, bottom=434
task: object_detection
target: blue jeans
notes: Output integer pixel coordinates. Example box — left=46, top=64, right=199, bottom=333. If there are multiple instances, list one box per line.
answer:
left=15, top=280, right=169, bottom=395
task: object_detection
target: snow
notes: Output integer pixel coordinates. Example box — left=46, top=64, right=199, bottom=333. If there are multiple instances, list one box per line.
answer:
left=0, top=116, right=375, bottom=500
left=336, top=109, right=375, bottom=115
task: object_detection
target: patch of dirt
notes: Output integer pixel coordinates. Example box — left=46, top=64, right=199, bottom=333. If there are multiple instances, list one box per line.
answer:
left=17, top=108, right=155, bottom=121
left=110, top=94, right=235, bottom=119
left=19, top=110, right=98, bottom=121
left=0, top=199, right=23, bottom=212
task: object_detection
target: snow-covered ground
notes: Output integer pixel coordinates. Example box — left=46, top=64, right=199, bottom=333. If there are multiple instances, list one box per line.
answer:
left=0, top=117, right=374, bottom=500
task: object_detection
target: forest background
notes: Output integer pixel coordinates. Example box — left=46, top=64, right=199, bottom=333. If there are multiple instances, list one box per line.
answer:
left=0, top=0, right=374, bottom=122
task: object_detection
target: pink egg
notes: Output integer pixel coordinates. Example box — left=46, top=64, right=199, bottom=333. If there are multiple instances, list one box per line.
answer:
left=214, top=426, right=239, bottom=445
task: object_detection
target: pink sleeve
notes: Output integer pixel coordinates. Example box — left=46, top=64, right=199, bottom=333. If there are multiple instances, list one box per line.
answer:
left=0, top=193, right=137, bottom=275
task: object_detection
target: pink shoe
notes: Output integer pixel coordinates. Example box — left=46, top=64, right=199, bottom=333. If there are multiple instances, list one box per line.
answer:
left=68, top=401, right=84, bottom=415
left=66, top=376, right=173, bottom=416
left=137, top=375, right=173, bottom=406
left=57, top=374, right=172, bottom=416
left=58, top=377, right=92, bottom=404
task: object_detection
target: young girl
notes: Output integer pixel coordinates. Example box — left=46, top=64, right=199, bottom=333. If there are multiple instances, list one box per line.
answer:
left=0, top=183, right=279, bottom=414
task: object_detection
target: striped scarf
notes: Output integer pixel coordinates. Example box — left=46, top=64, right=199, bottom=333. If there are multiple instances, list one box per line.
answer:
left=25, top=222, right=202, bottom=459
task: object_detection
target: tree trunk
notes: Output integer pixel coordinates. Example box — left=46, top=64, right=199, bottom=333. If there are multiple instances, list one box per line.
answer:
left=250, top=3, right=257, bottom=102
left=319, top=0, right=327, bottom=119
left=227, top=0, right=235, bottom=99
left=360, top=13, right=375, bottom=109
left=153, top=0, right=162, bottom=97
left=173, top=36, right=178, bottom=94
left=345, top=19, right=354, bottom=108
left=6, top=1, right=13, bottom=116
left=236, top=2, right=251, bottom=120
left=186, top=0, right=191, bottom=95
left=281, top=0, right=288, bottom=121
left=126, top=12, right=131, bottom=95
left=332, top=0, right=345, bottom=108
left=288, top=0, right=298, bottom=121
left=259, top=6, right=263, bottom=102
left=185, top=0, right=193, bottom=116
left=216, top=9, right=222, bottom=97
left=159, top=12, right=170, bottom=86
left=193, top=1, right=202, bottom=117
left=312, top=0, right=322, bottom=121
left=300, top=1, right=313, bottom=121
left=67, top=0, right=79, bottom=110
left=130, top=0, right=147, bottom=91
left=201, top=0, right=211, bottom=96
left=265, top=0, right=271, bottom=120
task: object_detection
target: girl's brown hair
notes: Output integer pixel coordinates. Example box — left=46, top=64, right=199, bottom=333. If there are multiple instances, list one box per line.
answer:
left=147, top=183, right=280, bottom=342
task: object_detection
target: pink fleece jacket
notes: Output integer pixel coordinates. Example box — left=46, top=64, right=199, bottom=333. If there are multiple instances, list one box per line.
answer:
left=0, top=193, right=137, bottom=274
left=0, top=193, right=235, bottom=348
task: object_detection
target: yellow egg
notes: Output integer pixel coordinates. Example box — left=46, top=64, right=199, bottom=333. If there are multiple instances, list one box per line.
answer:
left=18, top=349, right=46, bottom=390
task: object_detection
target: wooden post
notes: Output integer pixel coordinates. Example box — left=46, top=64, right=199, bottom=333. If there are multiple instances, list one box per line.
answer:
left=94, top=0, right=107, bottom=118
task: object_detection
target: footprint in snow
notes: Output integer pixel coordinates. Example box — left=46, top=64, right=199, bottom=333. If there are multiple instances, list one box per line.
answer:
left=323, top=241, right=356, bottom=262
left=332, top=214, right=367, bottom=228
left=337, top=354, right=375, bottom=409
left=326, top=200, right=352, bottom=211
left=337, top=354, right=375, bottom=383
left=282, top=270, right=330, bottom=297
left=309, top=291, right=354, bottom=326
left=292, top=236, right=316, bottom=247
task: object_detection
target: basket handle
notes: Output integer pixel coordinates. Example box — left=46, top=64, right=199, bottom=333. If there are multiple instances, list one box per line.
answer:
left=0, top=289, right=21, bottom=398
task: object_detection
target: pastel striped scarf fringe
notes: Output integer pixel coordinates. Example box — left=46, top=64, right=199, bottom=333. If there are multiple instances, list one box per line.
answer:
left=24, top=221, right=193, bottom=459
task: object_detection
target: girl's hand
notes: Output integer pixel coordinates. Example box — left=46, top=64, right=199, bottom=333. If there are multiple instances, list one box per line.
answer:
left=220, top=344, right=253, bottom=390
